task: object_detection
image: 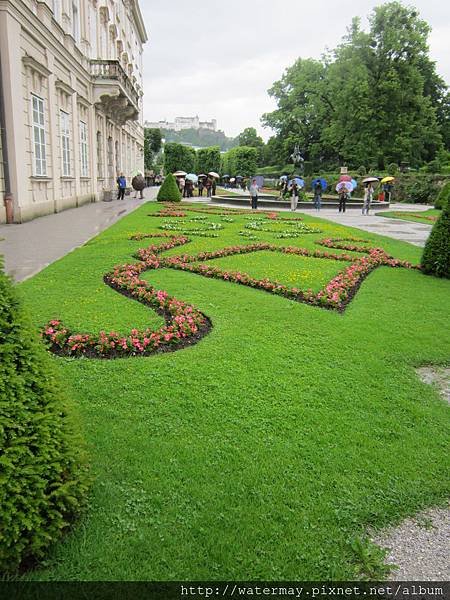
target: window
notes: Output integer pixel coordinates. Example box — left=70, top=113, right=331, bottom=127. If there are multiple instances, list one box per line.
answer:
left=31, top=94, right=47, bottom=176
left=97, top=131, right=104, bottom=178
left=60, top=110, right=71, bottom=176
left=72, top=0, right=80, bottom=43
left=80, top=120, right=89, bottom=177
left=89, top=3, right=98, bottom=58
left=53, top=0, right=61, bottom=21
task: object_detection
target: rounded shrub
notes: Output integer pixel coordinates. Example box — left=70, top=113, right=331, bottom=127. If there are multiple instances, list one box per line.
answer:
left=421, top=201, right=450, bottom=278
left=434, top=181, right=450, bottom=209
left=357, top=165, right=367, bottom=176
left=0, top=262, right=88, bottom=573
left=156, top=173, right=182, bottom=202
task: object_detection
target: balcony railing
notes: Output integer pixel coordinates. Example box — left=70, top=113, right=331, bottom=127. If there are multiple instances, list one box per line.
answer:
left=90, top=59, right=140, bottom=109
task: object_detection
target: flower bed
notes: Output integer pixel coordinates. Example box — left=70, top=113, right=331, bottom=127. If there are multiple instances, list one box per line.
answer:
left=42, top=235, right=418, bottom=359
left=42, top=235, right=211, bottom=358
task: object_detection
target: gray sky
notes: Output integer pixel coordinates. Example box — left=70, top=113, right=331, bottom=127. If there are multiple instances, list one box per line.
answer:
left=141, top=0, right=449, bottom=141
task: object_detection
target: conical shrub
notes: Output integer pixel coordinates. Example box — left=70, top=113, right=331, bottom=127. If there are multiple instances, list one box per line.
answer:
left=0, top=260, right=89, bottom=573
left=421, top=200, right=450, bottom=278
left=156, top=173, right=182, bottom=202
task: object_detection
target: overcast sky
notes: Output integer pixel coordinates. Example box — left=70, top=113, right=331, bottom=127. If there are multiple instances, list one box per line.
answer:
left=141, top=0, right=449, bottom=141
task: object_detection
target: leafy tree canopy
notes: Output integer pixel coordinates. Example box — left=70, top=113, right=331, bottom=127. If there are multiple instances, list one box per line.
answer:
left=262, top=2, right=448, bottom=170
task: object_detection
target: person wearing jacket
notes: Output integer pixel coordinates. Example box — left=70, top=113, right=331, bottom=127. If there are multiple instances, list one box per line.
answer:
left=117, top=173, right=127, bottom=200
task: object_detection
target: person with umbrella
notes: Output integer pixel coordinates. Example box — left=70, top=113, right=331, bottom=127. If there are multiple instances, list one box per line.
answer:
left=198, top=178, right=204, bottom=197
left=249, top=178, right=260, bottom=210
left=131, top=171, right=145, bottom=199
left=362, top=182, right=374, bottom=215
left=336, top=182, right=351, bottom=213
left=290, top=180, right=299, bottom=212
left=313, top=179, right=324, bottom=211
left=362, top=177, right=378, bottom=215
left=205, top=177, right=212, bottom=198
left=381, top=176, right=395, bottom=202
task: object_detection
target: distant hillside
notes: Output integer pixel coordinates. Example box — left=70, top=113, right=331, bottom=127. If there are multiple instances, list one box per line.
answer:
left=161, top=128, right=238, bottom=151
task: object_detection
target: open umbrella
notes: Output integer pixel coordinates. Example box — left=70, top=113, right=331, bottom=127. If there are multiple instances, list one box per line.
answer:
left=197, top=174, right=207, bottom=179
left=351, top=178, right=357, bottom=190
left=173, top=170, right=187, bottom=177
left=312, top=178, right=327, bottom=191
left=222, top=174, right=230, bottom=179
left=336, top=181, right=353, bottom=193
left=381, top=176, right=395, bottom=184
left=229, top=178, right=236, bottom=183
left=186, top=173, right=198, bottom=183
left=362, top=177, right=379, bottom=184
left=339, top=174, right=352, bottom=182
left=235, top=175, right=243, bottom=180
left=208, top=171, right=220, bottom=178
left=289, top=178, right=305, bottom=188
left=279, top=175, right=288, bottom=181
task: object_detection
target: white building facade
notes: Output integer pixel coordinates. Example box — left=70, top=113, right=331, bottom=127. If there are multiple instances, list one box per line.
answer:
left=0, top=0, right=147, bottom=223
left=145, top=116, right=217, bottom=132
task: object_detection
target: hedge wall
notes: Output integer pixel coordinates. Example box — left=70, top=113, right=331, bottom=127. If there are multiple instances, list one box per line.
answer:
left=0, top=261, right=88, bottom=573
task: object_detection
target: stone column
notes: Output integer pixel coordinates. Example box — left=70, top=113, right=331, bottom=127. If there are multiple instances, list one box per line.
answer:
left=0, top=11, right=26, bottom=222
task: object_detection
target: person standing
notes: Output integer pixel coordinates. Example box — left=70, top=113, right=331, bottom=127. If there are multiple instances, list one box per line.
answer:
left=117, top=173, right=127, bottom=200
left=198, top=179, right=204, bottom=197
left=383, top=181, right=394, bottom=203
left=290, top=182, right=299, bottom=211
left=313, top=181, right=322, bottom=211
left=205, top=178, right=212, bottom=198
left=211, top=178, right=217, bottom=196
left=249, top=178, right=259, bottom=210
left=362, top=182, right=374, bottom=215
left=131, top=172, right=145, bottom=199
left=338, top=187, right=348, bottom=213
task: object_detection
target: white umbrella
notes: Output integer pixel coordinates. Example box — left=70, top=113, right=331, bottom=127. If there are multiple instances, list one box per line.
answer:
left=208, top=171, right=220, bottom=178
left=173, top=170, right=187, bottom=177
left=362, top=177, right=379, bottom=184
left=186, top=173, right=198, bottom=183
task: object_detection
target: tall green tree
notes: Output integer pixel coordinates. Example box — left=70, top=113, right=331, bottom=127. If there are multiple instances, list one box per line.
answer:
left=222, top=146, right=258, bottom=177
left=262, top=2, right=447, bottom=169
left=163, top=143, right=196, bottom=174
left=196, top=146, right=221, bottom=174
left=144, top=128, right=162, bottom=170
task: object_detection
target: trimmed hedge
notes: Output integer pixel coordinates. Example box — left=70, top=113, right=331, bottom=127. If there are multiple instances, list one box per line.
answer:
left=157, top=173, right=182, bottom=202
left=421, top=201, right=450, bottom=278
left=435, top=181, right=450, bottom=209
left=0, top=261, right=88, bottom=573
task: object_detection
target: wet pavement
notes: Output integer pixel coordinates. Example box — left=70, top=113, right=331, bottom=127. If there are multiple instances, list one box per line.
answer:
left=0, top=192, right=432, bottom=283
left=0, top=187, right=158, bottom=282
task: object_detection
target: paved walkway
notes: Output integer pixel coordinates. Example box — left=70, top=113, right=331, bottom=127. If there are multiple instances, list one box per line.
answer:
left=0, top=191, right=432, bottom=283
left=208, top=198, right=433, bottom=247
left=0, top=187, right=158, bottom=282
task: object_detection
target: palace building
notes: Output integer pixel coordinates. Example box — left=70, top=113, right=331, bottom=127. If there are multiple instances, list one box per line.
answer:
left=0, top=0, right=147, bottom=223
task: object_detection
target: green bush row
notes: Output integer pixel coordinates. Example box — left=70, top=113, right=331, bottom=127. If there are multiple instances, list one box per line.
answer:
left=0, top=261, right=89, bottom=573
left=421, top=201, right=450, bottom=278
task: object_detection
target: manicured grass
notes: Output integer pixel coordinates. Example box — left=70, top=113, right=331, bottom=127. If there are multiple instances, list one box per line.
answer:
left=17, top=200, right=450, bottom=581
left=197, top=251, right=351, bottom=292
left=375, top=209, right=440, bottom=224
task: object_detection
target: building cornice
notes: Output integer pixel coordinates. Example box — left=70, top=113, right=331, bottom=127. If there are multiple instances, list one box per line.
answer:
left=55, top=79, right=76, bottom=95
left=23, top=54, right=51, bottom=77
left=131, top=0, right=148, bottom=44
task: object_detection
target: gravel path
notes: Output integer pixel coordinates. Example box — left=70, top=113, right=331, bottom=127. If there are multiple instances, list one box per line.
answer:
left=372, top=507, right=450, bottom=580
left=372, top=368, right=449, bottom=580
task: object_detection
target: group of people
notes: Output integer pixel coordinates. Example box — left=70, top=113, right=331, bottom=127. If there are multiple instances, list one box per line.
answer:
left=116, top=172, right=146, bottom=200
left=176, top=176, right=217, bottom=198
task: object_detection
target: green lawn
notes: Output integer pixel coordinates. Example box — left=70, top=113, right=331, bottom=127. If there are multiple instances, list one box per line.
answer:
left=375, top=208, right=440, bottom=224
left=17, top=201, right=449, bottom=580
